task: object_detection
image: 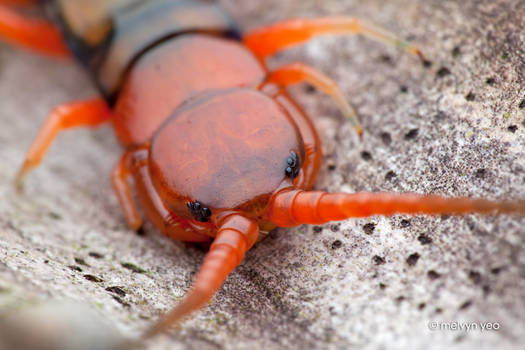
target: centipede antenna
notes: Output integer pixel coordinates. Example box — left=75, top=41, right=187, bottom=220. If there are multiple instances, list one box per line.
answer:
left=268, top=189, right=525, bottom=227
left=142, top=214, right=259, bottom=339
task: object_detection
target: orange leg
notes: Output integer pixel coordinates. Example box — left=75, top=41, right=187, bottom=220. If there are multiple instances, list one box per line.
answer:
left=243, top=17, right=424, bottom=62
left=143, top=213, right=259, bottom=339
left=16, top=98, right=111, bottom=188
left=116, top=147, right=211, bottom=241
left=266, top=62, right=362, bottom=135
left=111, top=150, right=143, bottom=231
left=0, top=0, right=38, bottom=7
left=0, top=4, right=69, bottom=57
left=269, top=189, right=525, bottom=227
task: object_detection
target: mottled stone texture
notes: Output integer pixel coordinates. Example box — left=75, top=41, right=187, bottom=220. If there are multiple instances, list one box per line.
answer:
left=0, top=1, right=524, bottom=349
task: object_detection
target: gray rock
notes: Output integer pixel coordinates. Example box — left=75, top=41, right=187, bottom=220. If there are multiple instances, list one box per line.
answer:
left=0, top=301, right=130, bottom=350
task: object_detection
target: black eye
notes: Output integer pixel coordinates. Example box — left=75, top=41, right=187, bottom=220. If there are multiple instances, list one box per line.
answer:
left=201, top=207, right=211, bottom=217
left=284, top=151, right=300, bottom=179
left=187, top=201, right=212, bottom=222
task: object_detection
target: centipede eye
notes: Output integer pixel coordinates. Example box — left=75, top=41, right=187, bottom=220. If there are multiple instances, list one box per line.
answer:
left=201, top=207, right=211, bottom=217
left=284, top=151, right=300, bottom=178
left=187, top=201, right=212, bottom=222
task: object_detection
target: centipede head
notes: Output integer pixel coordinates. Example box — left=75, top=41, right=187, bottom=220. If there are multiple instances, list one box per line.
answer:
left=148, top=87, right=306, bottom=230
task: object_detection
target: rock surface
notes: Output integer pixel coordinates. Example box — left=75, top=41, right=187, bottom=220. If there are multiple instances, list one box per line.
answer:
left=0, top=0, right=524, bottom=349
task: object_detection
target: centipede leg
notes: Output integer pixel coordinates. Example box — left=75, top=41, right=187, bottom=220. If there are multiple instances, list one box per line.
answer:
left=15, top=98, right=111, bottom=188
left=116, top=147, right=211, bottom=242
left=111, top=150, right=143, bottom=231
left=0, top=3, right=69, bottom=57
left=0, top=0, right=38, bottom=7
left=266, top=62, right=362, bottom=135
left=244, top=17, right=424, bottom=62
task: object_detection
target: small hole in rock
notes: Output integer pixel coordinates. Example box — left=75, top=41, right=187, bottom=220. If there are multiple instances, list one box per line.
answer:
left=313, top=226, right=323, bottom=233
left=74, top=258, right=89, bottom=267
left=465, top=92, right=475, bottom=101
left=379, top=283, right=387, bottom=290
left=48, top=212, right=62, bottom=220
left=434, top=111, right=447, bottom=120
left=112, top=295, right=131, bottom=308
left=361, top=151, right=372, bottom=161
left=507, top=125, right=518, bottom=133
left=106, top=286, right=126, bottom=297
left=485, top=77, right=495, bottom=85
left=459, top=300, right=472, bottom=310
left=475, top=168, right=486, bottom=178
left=331, top=240, right=342, bottom=249
left=330, top=224, right=340, bottom=232
left=400, top=219, right=411, bottom=228
left=406, top=253, right=420, bottom=266
left=400, top=85, right=408, bottom=93
left=490, top=266, right=503, bottom=275
left=418, top=302, right=426, bottom=310
left=379, top=54, right=392, bottom=64
left=519, top=99, right=525, bottom=109
left=468, top=270, right=482, bottom=285
left=363, top=223, right=376, bottom=235
left=395, top=296, right=405, bottom=303
left=380, top=132, right=392, bottom=145
left=88, top=252, right=104, bottom=259
left=84, top=274, right=103, bottom=283
left=436, top=67, right=451, bottom=78
left=404, top=128, right=419, bottom=140
left=427, top=270, right=441, bottom=280
left=483, top=285, right=491, bottom=295
left=451, top=46, right=461, bottom=57
left=417, top=234, right=433, bottom=245
left=68, top=265, right=82, bottom=272
left=121, top=262, right=146, bottom=273
left=373, top=255, right=386, bottom=265
left=385, top=170, right=397, bottom=181
left=327, top=164, right=336, bottom=171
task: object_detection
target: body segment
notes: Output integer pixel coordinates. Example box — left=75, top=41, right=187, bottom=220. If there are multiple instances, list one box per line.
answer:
left=51, top=0, right=240, bottom=99
left=112, top=34, right=265, bottom=146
